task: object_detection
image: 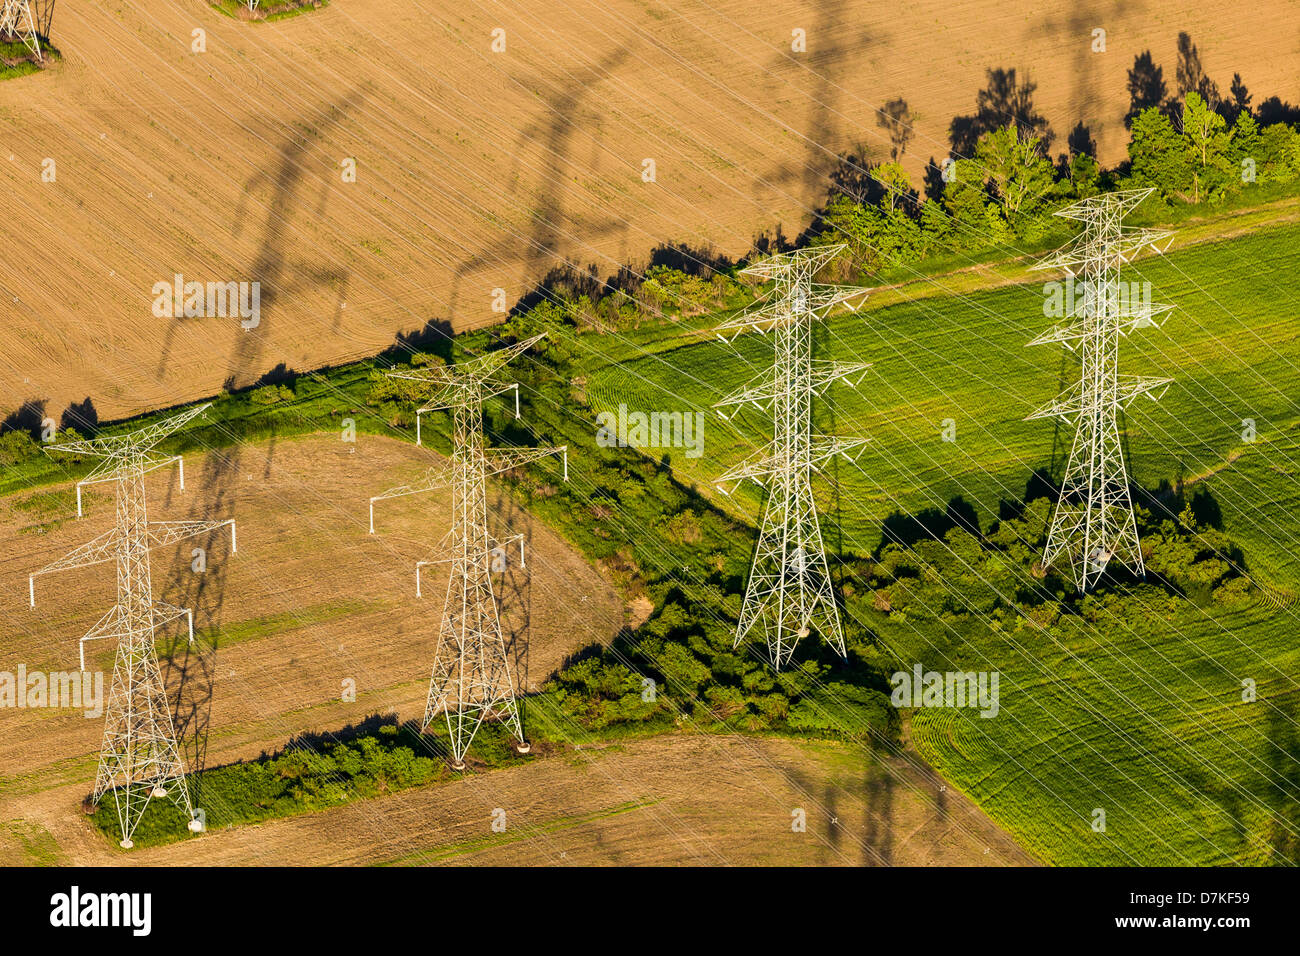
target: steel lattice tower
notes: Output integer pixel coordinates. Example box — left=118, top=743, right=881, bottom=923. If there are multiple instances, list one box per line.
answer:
left=29, top=404, right=236, bottom=848
left=0, top=1, right=42, bottom=61
left=370, top=334, right=566, bottom=768
left=1027, top=187, right=1174, bottom=591
left=715, top=245, right=871, bottom=669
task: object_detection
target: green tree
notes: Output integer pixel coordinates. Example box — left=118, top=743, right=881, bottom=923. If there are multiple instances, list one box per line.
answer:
left=1129, top=105, right=1192, bottom=200
left=813, top=194, right=881, bottom=275
left=870, top=160, right=911, bottom=209
left=1181, top=91, right=1230, bottom=202
left=873, top=205, right=923, bottom=265
left=972, top=122, right=1056, bottom=230
left=1065, top=152, right=1102, bottom=198
left=1258, top=122, right=1300, bottom=185
left=940, top=159, right=996, bottom=245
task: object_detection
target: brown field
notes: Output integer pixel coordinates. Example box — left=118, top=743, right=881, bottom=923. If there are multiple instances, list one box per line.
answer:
left=1, top=732, right=1036, bottom=866
left=1, top=0, right=1295, bottom=422
left=0, top=433, right=623, bottom=842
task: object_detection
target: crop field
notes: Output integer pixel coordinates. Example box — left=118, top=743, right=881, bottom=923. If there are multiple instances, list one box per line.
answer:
left=0, top=432, right=625, bottom=860
left=586, top=218, right=1300, bottom=574
left=1, top=1, right=1295, bottom=421
left=1, top=209, right=1296, bottom=867
left=0, top=733, right=1035, bottom=866
left=582, top=217, right=1300, bottom=864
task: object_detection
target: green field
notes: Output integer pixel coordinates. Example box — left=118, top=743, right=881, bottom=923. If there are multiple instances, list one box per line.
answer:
left=583, top=220, right=1300, bottom=864
left=586, top=222, right=1300, bottom=571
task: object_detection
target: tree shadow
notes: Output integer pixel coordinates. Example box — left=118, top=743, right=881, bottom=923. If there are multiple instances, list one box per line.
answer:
left=1126, top=50, right=1169, bottom=127
left=1257, top=96, right=1300, bottom=126
left=1, top=398, right=47, bottom=438
left=949, top=68, right=1053, bottom=159
left=1175, top=31, right=1220, bottom=109
left=505, top=237, right=735, bottom=323
left=876, top=97, right=915, bottom=162
left=60, top=397, right=99, bottom=435
left=382, top=317, right=455, bottom=364
left=877, top=494, right=981, bottom=555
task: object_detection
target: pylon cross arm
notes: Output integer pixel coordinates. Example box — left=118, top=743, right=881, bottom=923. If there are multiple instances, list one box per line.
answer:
left=147, top=519, right=235, bottom=550
left=372, top=468, right=451, bottom=503
left=1031, top=227, right=1172, bottom=274
left=75, top=454, right=185, bottom=489
left=740, top=243, right=846, bottom=279
left=1025, top=375, right=1173, bottom=421
left=716, top=284, right=869, bottom=333
left=1051, top=187, right=1157, bottom=221
left=715, top=366, right=779, bottom=410
left=391, top=332, right=547, bottom=393
left=46, top=403, right=212, bottom=459
left=151, top=601, right=194, bottom=641
left=81, top=605, right=128, bottom=644
left=33, top=527, right=120, bottom=579
left=387, top=377, right=464, bottom=412
left=716, top=449, right=778, bottom=488
left=75, top=606, right=129, bottom=670
left=810, top=436, right=870, bottom=469
left=1028, top=303, right=1176, bottom=347
left=810, top=360, right=873, bottom=391
left=483, top=444, right=566, bottom=477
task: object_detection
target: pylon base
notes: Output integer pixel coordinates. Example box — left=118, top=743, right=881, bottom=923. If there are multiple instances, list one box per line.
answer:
left=151, top=786, right=168, bottom=798
left=449, top=760, right=467, bottom=772
left=513, top=741, right=531, bottom=755
left=119, top=839, right=133, bottom=850
left=187, top=819, right=204, bottom=833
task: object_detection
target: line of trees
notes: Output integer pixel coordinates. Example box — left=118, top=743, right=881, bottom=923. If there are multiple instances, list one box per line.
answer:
left=810, top=47, right=1300, bottom=280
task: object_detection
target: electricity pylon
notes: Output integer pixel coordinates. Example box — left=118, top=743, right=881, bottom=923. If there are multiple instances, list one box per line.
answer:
left=1027, top=187, right=1175, bottom=591
left=0, top=0, right=42, bottom=61
left=714, top=245, right=871, bottom=669
left=369, top=334, right=566, bottom=769
left=28, top=404, right=237, bottom=848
